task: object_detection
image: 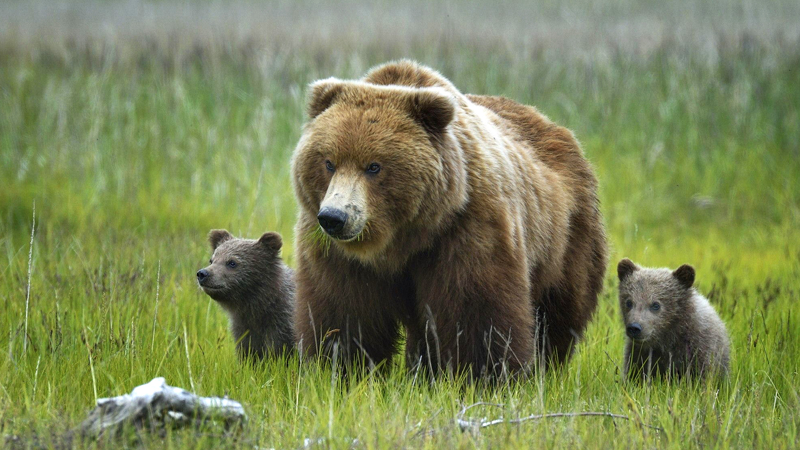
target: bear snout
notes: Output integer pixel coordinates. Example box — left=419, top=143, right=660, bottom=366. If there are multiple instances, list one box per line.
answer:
left=626, top=323, right=643, bottom=339
left=319, top=171, right=368, bottom=241
left=318, top=207, right=348, bottom=236
left=196, top=268, right=209, bottom=284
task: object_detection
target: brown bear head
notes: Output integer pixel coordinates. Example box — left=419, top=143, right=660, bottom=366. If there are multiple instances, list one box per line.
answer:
left=617, top=258, right=696, bottom=344
left=292, top=76, right=467, bottom=263
left=197, top=229, right=283, bottom=304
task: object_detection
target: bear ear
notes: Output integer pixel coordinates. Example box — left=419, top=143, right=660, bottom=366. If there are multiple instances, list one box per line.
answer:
left=409, top=88, right=457, bottom=137
left=208, top=229, right=233, bottom=250
left=307, top=78, right=346, bottom=119
left=617, top=258, right=638, bottom=281
left=258, top=232, right=283, bottom=252
left=673, top=264, right=695, bottom=289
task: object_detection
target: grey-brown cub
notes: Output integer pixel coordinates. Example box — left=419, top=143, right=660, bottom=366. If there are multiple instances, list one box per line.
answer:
left=197, top=230, right=295, bottom=360
left=617, top=259, right=730, bottom=380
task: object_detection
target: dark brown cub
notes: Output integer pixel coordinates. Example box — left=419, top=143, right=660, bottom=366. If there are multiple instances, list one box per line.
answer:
left=197, top=229, right=295, bottom=360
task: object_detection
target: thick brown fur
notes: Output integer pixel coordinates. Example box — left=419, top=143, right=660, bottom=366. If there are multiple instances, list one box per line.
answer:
left=618, top=259, right=731, bottom=381
left=197, top=230, right=295, bottom=360
left=291, top=60, right=607, bottom=378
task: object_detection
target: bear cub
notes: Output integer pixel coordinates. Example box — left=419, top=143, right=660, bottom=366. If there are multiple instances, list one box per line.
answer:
left=617, top=258, right=730, bottom=380
left=197, top=229, right=295, bottom=360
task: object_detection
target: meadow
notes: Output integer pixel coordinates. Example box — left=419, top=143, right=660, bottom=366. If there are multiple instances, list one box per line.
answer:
left=1, top=0, right=799, bottom=448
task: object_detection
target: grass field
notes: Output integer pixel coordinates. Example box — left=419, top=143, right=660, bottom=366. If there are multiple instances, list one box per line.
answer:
left=1, top=0, right=800, bottom=448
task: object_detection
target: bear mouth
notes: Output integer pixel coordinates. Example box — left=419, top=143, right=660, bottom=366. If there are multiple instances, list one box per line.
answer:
left=329, top=232, right=361, bottom=242
left=200, top=283, right=225, bottom=292
left=627, top=333, right=653, bottom=344
left=320, top=225, right=364, bottom=243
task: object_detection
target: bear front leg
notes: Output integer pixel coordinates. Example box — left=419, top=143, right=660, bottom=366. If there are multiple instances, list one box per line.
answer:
left=623, top=340, right=646, bottom=381
left=408, top=244, right=535, bottom=379
left=625, top=343, right=661, bottom=382
left=294, top=249, right=402, bottom=370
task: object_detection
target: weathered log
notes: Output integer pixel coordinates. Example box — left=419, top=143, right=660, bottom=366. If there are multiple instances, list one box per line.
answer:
left=80, top=377, right=246, bottom=438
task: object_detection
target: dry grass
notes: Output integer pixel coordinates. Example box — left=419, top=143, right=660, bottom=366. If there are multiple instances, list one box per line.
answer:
left=2, top=0, right=799, bottom=69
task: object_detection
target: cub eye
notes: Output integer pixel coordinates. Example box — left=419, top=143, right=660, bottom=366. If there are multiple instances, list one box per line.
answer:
left=650, top=302, right=661, bottom=312
left=226, top=260, right=237, bottom=268
left=325, top=160, right=335, bottom=172
left=625, top=300, right=633, bottom=309
left=209, top=259, right=213, bottom=264
left=366, top=163, right=381, bottom=174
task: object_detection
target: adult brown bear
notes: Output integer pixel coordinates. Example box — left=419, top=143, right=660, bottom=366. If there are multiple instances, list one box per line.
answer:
left=291, top=60, right=607, bottom=378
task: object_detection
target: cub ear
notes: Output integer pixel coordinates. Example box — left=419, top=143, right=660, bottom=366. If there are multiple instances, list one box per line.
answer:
left=410, top=88, right=457, bottom=137
left=673, top=264, right=695, bottom=289
left=307, top=78, right=346, bottom=119
left=208, top=229, right=233, bottom=250
left=258, top=232, right=283, bottom=252
left=617, top=258, right=638, bottom=281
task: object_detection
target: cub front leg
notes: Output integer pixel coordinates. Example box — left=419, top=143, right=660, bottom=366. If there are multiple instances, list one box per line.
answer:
left=623, top=341, right=642, bottom=381
left=625, top=342, right=662, bottom=381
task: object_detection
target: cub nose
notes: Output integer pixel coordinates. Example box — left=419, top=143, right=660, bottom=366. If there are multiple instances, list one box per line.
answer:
left=196, top=269, right=209, bottom=284
left=317, top=207, right=348, bottom=236
left=626, top=323, right=642, bottom=339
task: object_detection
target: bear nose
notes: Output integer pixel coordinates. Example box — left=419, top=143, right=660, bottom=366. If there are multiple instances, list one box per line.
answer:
left=196, top=269, right=209, bottom=284
left=317, top=207, right=348, bottom=236
left=626, top=323, right=642, bottom=339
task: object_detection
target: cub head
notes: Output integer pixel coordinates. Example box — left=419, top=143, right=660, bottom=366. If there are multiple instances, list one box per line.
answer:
left=291, top=76, right=462, bottom=261
left=617, top=258, right=696, bottom=343
left=196, top=229, right=283, bottom=303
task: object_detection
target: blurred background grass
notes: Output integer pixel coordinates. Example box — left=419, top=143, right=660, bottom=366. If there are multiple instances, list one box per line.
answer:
left=1, top=0, right=799, bottom=448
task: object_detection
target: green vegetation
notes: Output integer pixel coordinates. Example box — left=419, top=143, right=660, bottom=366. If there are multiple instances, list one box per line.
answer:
left=1, top=1, right=799, bottom=448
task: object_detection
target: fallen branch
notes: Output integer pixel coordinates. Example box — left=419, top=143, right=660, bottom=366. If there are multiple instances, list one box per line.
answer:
left=80, top=377, right=247, bottom=438
left=456, top=402, right=663, bottom=433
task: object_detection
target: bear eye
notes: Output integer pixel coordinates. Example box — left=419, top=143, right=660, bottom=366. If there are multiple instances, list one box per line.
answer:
left=325, top=160, right=335, bottom=172
left=226, top=260, right=237, bottom=268
left=366, top=163, right=381, bottom=174
left=625, top=299, right=633, bottom=309
left=209, top=259, right=213, bottom=264
left=650, top=302, right=661, bottom=312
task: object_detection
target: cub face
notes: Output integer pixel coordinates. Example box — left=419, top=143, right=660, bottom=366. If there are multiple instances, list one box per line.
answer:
left=292, top=79, right=457, bottom=260
left=196, top=229, right=283, bottom=303
left=617, top=258, right=696, bottom=344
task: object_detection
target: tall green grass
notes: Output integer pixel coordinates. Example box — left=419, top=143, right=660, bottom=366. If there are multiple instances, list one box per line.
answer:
left=1, top=1, right=799, bottom=448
